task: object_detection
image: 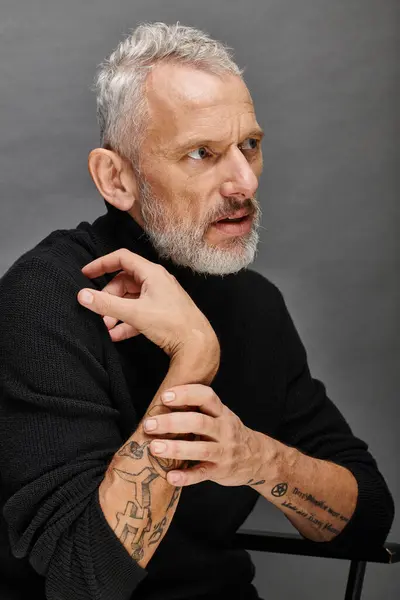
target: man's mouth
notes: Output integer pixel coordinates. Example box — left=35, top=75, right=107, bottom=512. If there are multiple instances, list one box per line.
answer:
left=214, top=215, right=248, bottom=224
left=211, top=213, right=253, bottom=236
left=213, top=208, right=252, bottom=224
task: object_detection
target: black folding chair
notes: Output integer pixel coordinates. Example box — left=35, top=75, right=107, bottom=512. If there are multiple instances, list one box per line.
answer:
left=233, top=529, right=400, bottom=599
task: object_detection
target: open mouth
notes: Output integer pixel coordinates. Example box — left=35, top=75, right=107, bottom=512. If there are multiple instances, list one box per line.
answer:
left=211, top=214, right=253, bottom=235
left=216, top=215, right=248, bottom=224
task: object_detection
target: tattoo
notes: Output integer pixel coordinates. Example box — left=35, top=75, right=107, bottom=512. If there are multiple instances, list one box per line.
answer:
left=167, top=485, right=181, bottom=511
left=147, top=452, right=184, bottom=478
left=117, top=435, right=190, bottom=481
left=247, top=478, right=266, bottom=486
left=292, top=487, right=350, bottom=523
left=117, top=401, right=174, bottom=460
left=323, top=522, right=341, bottom=535
left=113, top=466, right=159, bottom=560
left=271, top=482, right=288, bottom=497
left=118, top=440, right=151, bottom=459
left=112, top=460, right=184, bottom=557
left=148, top=516, right=167, bottom=546
left=282, top=500, right=342, bottom=535
left=111, top=400, right=197, bottom=557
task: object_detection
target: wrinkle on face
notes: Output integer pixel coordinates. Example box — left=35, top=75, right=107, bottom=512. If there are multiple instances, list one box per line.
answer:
left=143, top=62, right=260, bottom=164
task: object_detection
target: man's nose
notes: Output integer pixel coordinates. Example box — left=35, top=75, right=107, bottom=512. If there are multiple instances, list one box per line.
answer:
left=220, top=147, right=259, bottom=199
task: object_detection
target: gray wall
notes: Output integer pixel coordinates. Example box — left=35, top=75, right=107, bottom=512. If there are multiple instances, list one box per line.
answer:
left=1, top=1, right=398, bottom=598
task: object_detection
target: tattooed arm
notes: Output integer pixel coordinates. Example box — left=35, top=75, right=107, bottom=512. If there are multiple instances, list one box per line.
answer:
left=247, top=436, right=357, bottom=542
left=244, top=287, right=394, bottom=546
left=98, top=344, right=220, bottom=568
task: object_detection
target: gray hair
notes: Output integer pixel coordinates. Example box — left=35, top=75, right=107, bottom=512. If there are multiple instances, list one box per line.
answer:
left=93, top=22, right=244, bottom=168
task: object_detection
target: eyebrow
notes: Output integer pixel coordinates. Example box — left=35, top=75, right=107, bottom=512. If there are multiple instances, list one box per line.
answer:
left=173, top=128, right=265, bottom=155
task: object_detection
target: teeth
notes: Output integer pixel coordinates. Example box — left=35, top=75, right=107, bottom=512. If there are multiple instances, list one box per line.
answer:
left=216, top=213, right=248, bottom=223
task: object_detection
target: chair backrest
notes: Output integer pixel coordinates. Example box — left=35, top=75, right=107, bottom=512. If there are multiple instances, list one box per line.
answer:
left=233, top=529, right=400, bottom=600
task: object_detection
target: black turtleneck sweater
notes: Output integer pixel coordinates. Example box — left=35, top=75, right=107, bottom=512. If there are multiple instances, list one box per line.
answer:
left=0, top=202, right=395, bottom=600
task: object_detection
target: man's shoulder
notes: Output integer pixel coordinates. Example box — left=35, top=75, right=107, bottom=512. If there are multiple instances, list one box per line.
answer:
left=0, top=221, right=101, bottom=291
left=3, top=219, right=100, bottom=279
left=0, top=218, right=106, bottom=319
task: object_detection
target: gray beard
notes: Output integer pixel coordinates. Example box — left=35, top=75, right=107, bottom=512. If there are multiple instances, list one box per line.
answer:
left=137, top=176, right=263, bottom=277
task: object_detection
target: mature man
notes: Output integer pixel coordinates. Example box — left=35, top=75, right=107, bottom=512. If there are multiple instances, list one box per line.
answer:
left=0, top=22, right=394, bottom=600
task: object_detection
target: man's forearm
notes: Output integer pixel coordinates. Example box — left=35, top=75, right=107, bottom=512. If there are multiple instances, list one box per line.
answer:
left=99, top=343, right=220, bottom=568
left=249, top=432, right=358, bottom=542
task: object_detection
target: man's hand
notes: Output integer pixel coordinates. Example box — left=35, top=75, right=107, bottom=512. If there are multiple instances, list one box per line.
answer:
left=142, top=384, right=270, bottom=487
left=78, top=248, right=219, bottom=361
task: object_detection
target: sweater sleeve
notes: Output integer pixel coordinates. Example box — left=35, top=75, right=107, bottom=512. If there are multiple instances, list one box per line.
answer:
left=0, top=255, right=148, bottom=600
left=275, top=291, right=395, bottom=550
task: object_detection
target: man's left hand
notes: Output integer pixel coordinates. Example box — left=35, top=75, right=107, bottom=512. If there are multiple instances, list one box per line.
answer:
left=143, top=384, right=271, bottom=487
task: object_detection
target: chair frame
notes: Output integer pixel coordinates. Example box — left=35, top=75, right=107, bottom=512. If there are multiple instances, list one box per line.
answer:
left=233, top=529, right=400, bottom=599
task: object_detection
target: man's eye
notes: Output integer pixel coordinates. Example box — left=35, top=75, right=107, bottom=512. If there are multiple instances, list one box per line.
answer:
left=187, top=147, right=212, bottom=160
left=239, top=138, right=259, bottom=151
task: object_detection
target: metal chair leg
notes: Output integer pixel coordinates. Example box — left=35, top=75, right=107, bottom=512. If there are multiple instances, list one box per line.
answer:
left=344, top=560, right=367, bottom=600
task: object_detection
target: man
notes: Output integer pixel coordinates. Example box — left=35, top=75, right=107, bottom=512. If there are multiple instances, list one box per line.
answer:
left=0, top=22, right=394, bottom=600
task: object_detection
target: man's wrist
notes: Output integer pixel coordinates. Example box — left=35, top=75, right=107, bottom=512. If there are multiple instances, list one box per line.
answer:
left=171, top=338, right=220, bottom=386
left=250, top=430, right=300, bottom=487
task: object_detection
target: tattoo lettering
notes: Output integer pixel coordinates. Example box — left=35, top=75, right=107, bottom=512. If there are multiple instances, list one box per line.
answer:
left=148, top=516, right=167, bottom=546
left=322, top=522, right=341, bottom=535
left=282, top=500, right=341, bottom=535
left=292, top=487, right=350, bottom=523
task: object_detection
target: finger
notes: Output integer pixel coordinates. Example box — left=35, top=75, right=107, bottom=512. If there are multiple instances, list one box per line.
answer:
left=101, top=272, right=127, bottom=297
left=167, top=463, right=213, bottom=487
left=81, top=248, right=160, bottom=283
left=160, top=384, right=222, bottom=418
left=77, top=287, right=140, bottom=325
left=103, top=315, right=118, bottom=329
left=108, top=322, right=140, bottom=341
left=144, top=411, right=218, bottom=440
left=149, top=439, right=219, bottom=463
left=102, top=271, right=141, bottom=298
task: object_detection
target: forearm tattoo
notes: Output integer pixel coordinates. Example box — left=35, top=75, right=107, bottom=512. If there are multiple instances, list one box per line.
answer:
left=118, top=440, right=151, bottom=460
left=269, top=482, right=350, bottom=536
left=113, top=466, right=159, bottom=561
left=291, top=486, right=350, bottom=523
left=148, top=516, right=168, bottom=546
left=111, top=405, right=192, bottom=560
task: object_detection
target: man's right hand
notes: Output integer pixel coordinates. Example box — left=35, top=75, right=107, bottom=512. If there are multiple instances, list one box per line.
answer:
left=77, top=248, right=220, bottom=362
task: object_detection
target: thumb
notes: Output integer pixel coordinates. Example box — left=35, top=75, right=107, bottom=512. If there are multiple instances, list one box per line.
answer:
left=77, top=288, right=139, bottom=326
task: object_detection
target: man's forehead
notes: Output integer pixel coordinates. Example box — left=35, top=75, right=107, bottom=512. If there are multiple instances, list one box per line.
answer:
left=145, top=62, right=259, bottom=147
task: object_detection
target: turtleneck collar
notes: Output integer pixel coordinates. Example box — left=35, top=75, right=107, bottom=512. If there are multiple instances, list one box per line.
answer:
left=90, top=199, right=218, bottom=296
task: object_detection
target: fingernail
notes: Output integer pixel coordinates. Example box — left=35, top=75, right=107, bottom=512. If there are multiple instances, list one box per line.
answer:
left=80, top=290, right=93, bottom=304
left=152, top=441, right=166, bottom=454
left=162, top=392, right=175, bottom=403
left=144, top=419, right=157, bottom=431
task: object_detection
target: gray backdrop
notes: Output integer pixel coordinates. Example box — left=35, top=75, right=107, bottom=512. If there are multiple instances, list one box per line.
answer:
left=1, top=1, right=398, bottom=598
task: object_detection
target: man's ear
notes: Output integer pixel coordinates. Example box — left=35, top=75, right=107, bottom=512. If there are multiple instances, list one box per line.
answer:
left=87, top=148, right=138, bottom=211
